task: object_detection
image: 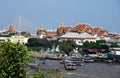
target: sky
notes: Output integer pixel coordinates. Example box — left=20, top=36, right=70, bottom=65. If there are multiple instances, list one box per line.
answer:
left=0, top=0, right=120, bottom=34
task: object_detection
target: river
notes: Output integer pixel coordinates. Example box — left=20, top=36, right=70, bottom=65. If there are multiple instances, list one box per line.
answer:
left=29, top=59, right=120, bottom=78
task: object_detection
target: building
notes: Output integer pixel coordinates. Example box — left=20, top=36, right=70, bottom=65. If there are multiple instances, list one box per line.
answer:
left=57, top=23, right=109, bottom=37
left=0, top=34, right=29, bottom=44
left=21, top=31, right=31, bottom=38
left=107, top=32, right=120, bottom=45
left=0, top=37, right=9, bottom=42
left=57, top=21, right=66, bottom=36
left=0, top=23, right=30, bottom=44
left=46, top=31, right=57, bottom=40
left=36, top=24, right=47, bottom=39
left=10, top=35, right=29, bottom=44
left=7, top=23, right=16, bottom=33
left=60, top=32, right=96, bottom=45
left=73, top=24, right=93, bottom=34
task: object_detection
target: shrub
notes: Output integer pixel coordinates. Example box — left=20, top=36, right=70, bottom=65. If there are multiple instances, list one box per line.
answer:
left=0, top=40, right=30, bottom=78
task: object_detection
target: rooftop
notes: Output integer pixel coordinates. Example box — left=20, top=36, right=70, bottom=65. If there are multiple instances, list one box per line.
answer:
left=60, top=32, right=95, bottom=39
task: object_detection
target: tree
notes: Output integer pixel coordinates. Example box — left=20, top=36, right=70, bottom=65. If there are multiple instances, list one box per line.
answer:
left=59, top=40, right=76, bottom=55
left=82, top=40, right=109, bottom=54
left=0, top=40, right=30, bottom=78
left=82, top=41, right=90, bottom=50
left=27, top=38, right=38, bottom=47
left=27, top=38, right=50, bottom=48
left=96, top=40, right=106, bottom=43
left=110, top=42, right=120, bottom=48
left=50, top=40, right=60, bottom=49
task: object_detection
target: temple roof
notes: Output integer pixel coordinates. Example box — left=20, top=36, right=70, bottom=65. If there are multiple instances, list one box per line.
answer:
left=7, top=23, right=16, bottom=32
left=37, top=24, right=46, bottom=35
left=60, top=32, right=95, bottom=39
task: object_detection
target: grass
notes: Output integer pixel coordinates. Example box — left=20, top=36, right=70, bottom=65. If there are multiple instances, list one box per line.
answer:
left=27, top=68, right=65, bottom=78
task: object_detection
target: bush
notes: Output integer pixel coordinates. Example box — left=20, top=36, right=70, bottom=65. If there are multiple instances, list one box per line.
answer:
left=0, top=40, right=30, bottom=78
left=33, top=71, right=46, bottom=78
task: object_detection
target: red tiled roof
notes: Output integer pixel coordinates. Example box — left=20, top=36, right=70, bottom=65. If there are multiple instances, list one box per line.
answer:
left=74, top=24, right=86, bottom=31
left=97, top=30, right=109, bottom=37
left=56, top=23, right=109, bottom=36
left=64, top=26, right=73, bottom=32
left=73, top=24, right=93, bottom=33
left=113, top=35, right=120, bottom=39
left=46, top=31, right=57, bottom=35
left=57, top=27, right=64, bottom=33
left=84, top=27, right=93, bottom=34
left=93, top=28, right=101, bottom=34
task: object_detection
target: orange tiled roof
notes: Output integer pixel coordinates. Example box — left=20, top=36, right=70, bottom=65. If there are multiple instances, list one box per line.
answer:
left=84, top=27, right=93, bottom=34
left=56, top=23, right=109, bottom=37
left=73, top=24, right=92, bottom=33
left=113, top=35, right=120, bottom=39
left=74, top=24, right=86, bottom=31
left=46, top=31, right=57, bottom=35
left=64, top=26, right=73, bottom=32
left=57, top=27, right=64, bottom=33
left=97, top=30, right=109, bottom=37
left=93, top=28, right=101, bottom=34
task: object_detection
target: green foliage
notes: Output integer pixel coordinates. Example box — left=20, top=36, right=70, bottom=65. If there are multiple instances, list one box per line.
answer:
left=82, top=41, right=99, bottom=49
left=27, top=38, right=38, bottom=46
left=96, top=40, right=106, bottom=43
left=28, top=46, right=43, bottom=52
left=27, top=38, right=50, bottom=48
left=59, top=40, right=76, bottom=55
left=50, top=40, right=59, bottom=45
left=110, top=42, right=120, bottom=48
left=82, top=40, right=109, bottom=53
left=82, top=41, right=90, bottom=49
left=33, top=71, right=46, bottom=78
left=0, top=40, right=30, bottom=78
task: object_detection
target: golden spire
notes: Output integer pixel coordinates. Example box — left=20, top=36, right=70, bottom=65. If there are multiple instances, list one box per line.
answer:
left=8, top=23, right=16, bottom=32
left=60, top=20, right=65, bottom=27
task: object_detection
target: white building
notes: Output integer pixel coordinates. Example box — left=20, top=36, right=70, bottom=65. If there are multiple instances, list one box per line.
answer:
left=95, top=35, right=111, bottom=41
left=0, top=35, right=29, bottom=44
left=0, top=37, right=9, bottom=42
left=60, top=32, right=96, bottom=45
left=10, top=35, right=29, bottom=44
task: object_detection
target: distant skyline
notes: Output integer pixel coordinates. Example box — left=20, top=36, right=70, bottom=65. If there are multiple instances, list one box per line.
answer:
left=0, top=0, right=120, bottom=34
